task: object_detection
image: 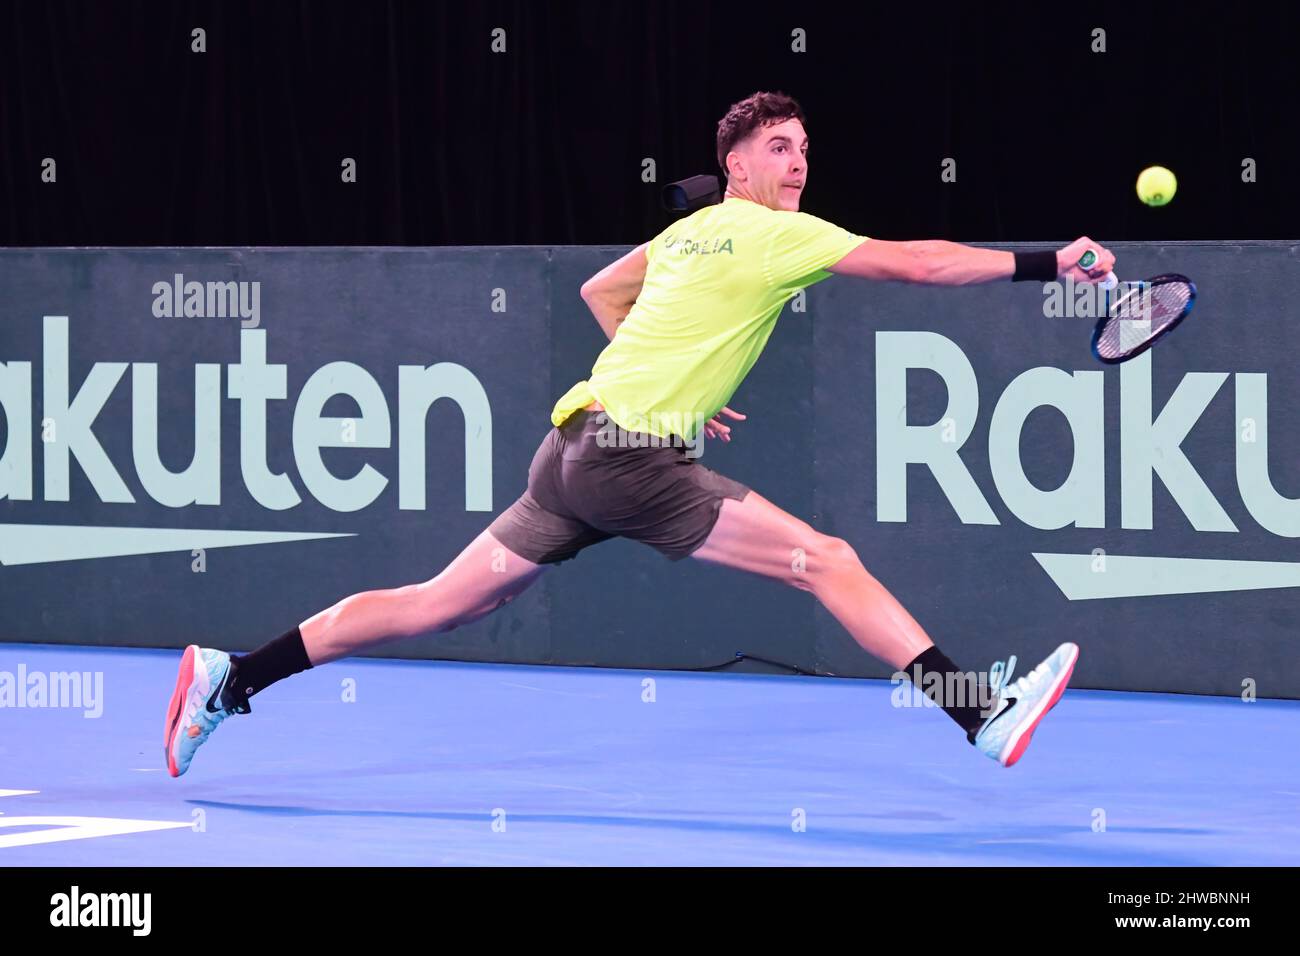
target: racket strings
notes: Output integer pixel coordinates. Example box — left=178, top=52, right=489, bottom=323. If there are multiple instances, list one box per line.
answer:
left=1096, top=280, right=1194, bottom=359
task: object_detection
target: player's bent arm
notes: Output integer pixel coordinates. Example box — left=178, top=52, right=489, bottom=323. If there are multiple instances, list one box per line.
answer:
left=581, top=242, right=649, bottom=340
left=828, top=239, right=1018, bottom=286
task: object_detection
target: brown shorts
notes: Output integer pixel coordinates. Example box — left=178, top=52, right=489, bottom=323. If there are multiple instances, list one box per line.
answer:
left=488, top=409, right=751, bottom=564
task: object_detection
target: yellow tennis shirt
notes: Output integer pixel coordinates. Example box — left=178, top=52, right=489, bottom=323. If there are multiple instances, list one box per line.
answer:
left=551, top=196, right=868, bottom=441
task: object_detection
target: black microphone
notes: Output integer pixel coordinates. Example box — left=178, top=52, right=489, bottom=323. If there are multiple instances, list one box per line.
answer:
left=662, top=175, right=721, bottom=212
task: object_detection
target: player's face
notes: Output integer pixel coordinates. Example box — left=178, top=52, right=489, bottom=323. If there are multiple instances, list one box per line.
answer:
left=742, top=118, right=808, bottom=211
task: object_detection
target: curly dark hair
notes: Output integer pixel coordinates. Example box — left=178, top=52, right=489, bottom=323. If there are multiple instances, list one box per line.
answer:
left=715, top=91, right=807, bottom=176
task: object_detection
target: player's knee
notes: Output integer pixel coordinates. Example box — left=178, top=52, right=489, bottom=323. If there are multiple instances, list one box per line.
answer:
left=806, top=534, right=861, bottom=584
left=784, top=533, right=859, bottom=590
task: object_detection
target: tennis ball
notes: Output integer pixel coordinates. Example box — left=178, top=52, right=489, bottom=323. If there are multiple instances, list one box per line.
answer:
left=1136, top=166, right=1177, bottom=206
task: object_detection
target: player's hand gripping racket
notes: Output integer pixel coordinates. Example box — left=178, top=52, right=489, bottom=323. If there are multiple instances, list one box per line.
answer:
left=1076, top=249, right=1197, bottom=364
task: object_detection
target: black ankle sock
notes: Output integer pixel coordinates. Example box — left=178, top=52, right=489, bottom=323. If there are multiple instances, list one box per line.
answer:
left=229, top=626, right=313, bottom=704
left=905, top=646, right=987, bottom=743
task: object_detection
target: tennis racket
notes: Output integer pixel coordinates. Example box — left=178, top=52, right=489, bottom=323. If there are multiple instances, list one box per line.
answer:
left=1076, top=249, right=1197, bottom=364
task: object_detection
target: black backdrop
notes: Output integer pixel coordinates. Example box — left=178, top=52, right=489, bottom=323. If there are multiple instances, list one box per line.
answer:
left=2, top=0, right=1297, bottom=246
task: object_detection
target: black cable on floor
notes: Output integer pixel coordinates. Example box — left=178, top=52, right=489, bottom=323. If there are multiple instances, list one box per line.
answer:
left=677, top=651, right=829, bottom=678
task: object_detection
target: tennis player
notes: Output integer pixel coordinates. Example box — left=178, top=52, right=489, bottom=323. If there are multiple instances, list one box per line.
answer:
left=167, top=91, right=1115, bottom=776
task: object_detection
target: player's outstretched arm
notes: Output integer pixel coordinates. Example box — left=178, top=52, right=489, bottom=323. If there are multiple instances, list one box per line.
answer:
left=827, top=236, right=1115, bottom=286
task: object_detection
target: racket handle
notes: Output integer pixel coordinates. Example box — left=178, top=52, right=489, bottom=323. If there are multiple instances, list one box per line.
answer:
left=1077, top=248, right=1119, bottom=290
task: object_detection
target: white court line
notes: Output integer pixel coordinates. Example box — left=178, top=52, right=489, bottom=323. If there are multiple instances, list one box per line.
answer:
left=497, top=681, right=609, bottom=700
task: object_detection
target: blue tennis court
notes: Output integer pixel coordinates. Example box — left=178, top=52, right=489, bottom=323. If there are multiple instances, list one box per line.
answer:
left=3, top=643, right=1296, bottom=866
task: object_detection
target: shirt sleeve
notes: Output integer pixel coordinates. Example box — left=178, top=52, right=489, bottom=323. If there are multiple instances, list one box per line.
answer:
left=762, top=211, right=868, bottom=291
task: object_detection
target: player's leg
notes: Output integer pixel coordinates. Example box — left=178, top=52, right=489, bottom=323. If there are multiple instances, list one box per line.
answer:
left=690, top=490, right=1078, bottom=766
left=165, top=421, right=612, bottom=777
left=691, top=489, right=933, bottom=670
left=691, top=494, right=935, bottom=665
left=300, top=528, right=548, bottom=665
left=165, top=529, right=549, bottom=777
